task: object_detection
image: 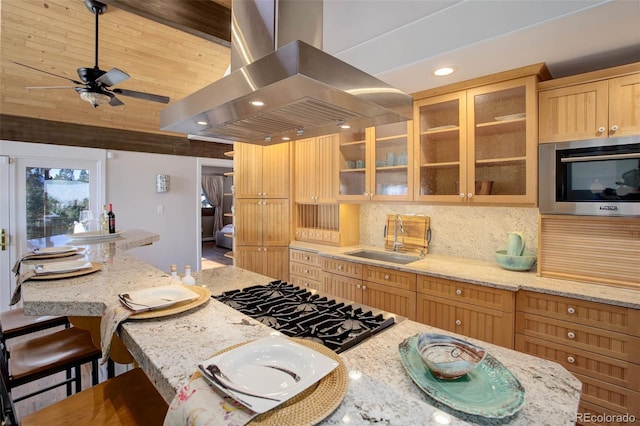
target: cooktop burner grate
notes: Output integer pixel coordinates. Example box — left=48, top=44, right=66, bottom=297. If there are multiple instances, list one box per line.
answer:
left=214, top=281, right=395, bottom=353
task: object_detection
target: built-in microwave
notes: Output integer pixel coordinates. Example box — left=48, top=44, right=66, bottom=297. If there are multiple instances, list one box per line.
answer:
left=539, top=136, right=640, bottom=217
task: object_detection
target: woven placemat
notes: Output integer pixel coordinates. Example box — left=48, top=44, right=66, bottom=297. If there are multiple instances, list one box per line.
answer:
left=191, top=338, right=349, bottom=426
left=130, top=285, right=212, bottom=320
left=29, top=261, right=103, bottom=280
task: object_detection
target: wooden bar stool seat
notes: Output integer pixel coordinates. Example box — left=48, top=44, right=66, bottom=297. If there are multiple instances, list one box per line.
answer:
left=0, top=308, right=69, bottom=363
left=0, top=326, right=101, bottom=425
left=20, top=368, right=169, bottom=426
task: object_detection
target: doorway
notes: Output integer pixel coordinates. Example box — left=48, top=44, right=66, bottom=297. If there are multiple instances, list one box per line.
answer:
left=197, top=158, right=233, bottom=270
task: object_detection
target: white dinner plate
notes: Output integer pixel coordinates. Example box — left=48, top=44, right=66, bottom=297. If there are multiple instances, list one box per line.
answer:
left=120, top=285, right=199, bottom=310
left=198, top=335, right=339, bottom=413
left=34, top=246, right=77, bottom=255
left=36, top=259, right=92, bottom=274
left=66, top=230, right=123, bottom=241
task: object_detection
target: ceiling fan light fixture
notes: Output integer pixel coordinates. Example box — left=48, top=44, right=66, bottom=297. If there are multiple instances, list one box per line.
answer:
left=79, top=89, right=111, bottom=107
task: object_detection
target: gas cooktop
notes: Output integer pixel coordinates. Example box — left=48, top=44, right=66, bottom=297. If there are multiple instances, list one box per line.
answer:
left=214, top=280, right=395, bottom=353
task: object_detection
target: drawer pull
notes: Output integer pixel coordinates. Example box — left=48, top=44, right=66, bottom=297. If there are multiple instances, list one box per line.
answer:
left=304, top=255, right=309, bottom=260
left=455, top=289, right=462, bottom=296
left=455, top=320, right=462, bottom=326
left=384, top=274, right=390, bottom=280
left=567, top=331, right=576, bottom=339
left=567, top=356, right=575, bottom=364
left=356, top=284, right=361, bottom=289
left=338, top=265, right=343, bottom=271
left=304, top=269, right=309, bottom=274
left=362, top=285, right=367, bottom=290
left=567, top=307, right=575, bottom=314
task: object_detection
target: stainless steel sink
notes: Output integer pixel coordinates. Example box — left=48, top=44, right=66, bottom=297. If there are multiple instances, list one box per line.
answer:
left=345, top=250, right=422, bottom=265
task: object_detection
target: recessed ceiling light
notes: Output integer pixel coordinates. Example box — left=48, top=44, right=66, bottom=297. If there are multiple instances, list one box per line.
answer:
left=196, top=120, right=208, bottom=125
left=251, top=100, right=265, bottom=106
left=282, top=136, right=290, bottom=141
left=434, top=67, right=454, bottom=76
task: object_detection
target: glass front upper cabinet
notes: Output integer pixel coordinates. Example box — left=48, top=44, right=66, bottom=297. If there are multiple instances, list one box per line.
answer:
left=414, top=92, right=467, bottom=202
left=414, top=76, right=537, bottom=204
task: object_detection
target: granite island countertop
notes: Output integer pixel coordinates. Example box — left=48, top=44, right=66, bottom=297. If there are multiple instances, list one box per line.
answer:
left=290, top=241, right=640, bottom=309
left=22, top=255, right=582, bottom=425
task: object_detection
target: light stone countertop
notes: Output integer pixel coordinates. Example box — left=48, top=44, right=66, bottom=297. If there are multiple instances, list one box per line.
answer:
left=22, top=240, right=582, bottom=426
left=290, top=241, right=640, bottom=309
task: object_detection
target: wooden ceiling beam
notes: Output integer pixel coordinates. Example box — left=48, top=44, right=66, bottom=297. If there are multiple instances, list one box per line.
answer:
left=1, top=114, right=231, bottom=159
left=103, top=0, right=231, bottom=46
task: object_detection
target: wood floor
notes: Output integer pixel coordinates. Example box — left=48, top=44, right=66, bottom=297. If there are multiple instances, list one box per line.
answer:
left=201, top=241, right=232, bottom=269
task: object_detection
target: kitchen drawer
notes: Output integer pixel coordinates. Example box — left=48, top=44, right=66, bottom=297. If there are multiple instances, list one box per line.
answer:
left=517, top=291, right=640, bottom=337
left=363, top=265, right=416, bottom=291
left=322, top=257, right=363, bottom=279
left=516, top=334, right=640, bottom=391
left=574, top=372, right=640, bottom=418
left=417, top=294, right=514, bottom=348
left=417, top=275, right=514, bottom=312
left=289, top=249, right=321, bottom=267
left=289, top=273, right=322, bottom=292
left=577, top=400, right=636, bottom=426
left=289, top=262, right=322, bottom=281
left=516, top=312, right=640, bottom=363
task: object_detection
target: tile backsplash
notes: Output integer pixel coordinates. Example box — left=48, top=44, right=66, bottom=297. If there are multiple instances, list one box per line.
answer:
left=359, top=204, right=538, bottom=262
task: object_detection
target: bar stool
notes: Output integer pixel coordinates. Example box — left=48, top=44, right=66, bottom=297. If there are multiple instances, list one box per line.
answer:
left=0, top=308, right=69, bottom=365
left=19, top=368, right=169, bottom=426
left=1, top=327, right=101, bottom=424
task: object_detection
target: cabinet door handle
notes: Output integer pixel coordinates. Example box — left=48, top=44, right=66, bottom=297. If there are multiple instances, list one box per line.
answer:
left=1, top=229, right=6, bottom=251
left=356, top=284, right=361, bottom=289
left=455, top=319, right=462, bottom=326
left=455, top=289, right=462, bottom=296
left=567, top=307, right=575, bottom=314
left=337, top=265, right=343, bottom=271
left=303, top=255, right=309, bottom=260
left=567, top=356, right=575, bottom=364
left=459, top=193, right=465, bottom=198
left=598, top=126, right=606, bottom=133
left=384, top=274, right=390, bottom=280
left=567, top=331, right=575, bottom=339
left=304, top=269, right=309, bottom=274
left=467, top=193, right=473, bottom=199
left=610, top=124, right=619, bottom=132
left=362, top=285, right=366, bottom=290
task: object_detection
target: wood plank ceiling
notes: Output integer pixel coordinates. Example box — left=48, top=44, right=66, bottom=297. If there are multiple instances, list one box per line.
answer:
left=1, top=0, right=232, bottom=141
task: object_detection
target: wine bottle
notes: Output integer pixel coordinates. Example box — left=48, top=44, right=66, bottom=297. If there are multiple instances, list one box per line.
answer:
left=107, top=203, right=116, bottom=234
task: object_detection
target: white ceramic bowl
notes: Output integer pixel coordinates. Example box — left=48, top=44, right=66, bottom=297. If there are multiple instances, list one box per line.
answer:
left=495, top=250, right=537, bottom=271
left=415, top=333, right=487, bottom=380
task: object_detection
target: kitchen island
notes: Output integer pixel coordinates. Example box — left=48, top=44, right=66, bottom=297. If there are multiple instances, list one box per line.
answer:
left=22, top=242, right=581, bottom=425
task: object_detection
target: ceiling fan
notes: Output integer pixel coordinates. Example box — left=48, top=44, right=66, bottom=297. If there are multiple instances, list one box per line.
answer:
left=15, top=0, right=170, bottom=108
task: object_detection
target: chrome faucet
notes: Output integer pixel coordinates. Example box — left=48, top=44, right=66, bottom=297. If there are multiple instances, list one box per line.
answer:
left=393, top=214, right=404, bottom=252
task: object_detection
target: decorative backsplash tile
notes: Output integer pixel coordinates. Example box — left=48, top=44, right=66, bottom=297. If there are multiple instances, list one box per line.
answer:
left=359, top=204, right=538, bottom=262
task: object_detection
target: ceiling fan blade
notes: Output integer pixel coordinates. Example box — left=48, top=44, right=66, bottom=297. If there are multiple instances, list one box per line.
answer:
left=112, top=88, right=170, bottom=104
left=26, top=86, right=78, bottom=90
left=96, top=68, right=130, bottom=87
left=14, top=62, right=84, bottom=85
left=109, top=95, right=125, bottom=107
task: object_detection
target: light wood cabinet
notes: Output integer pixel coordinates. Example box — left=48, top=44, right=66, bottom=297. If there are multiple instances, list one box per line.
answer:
left=414, top=76, right=538, bottom=205
left=362, top=265, right=417, bottom=320
left=294, top=134, right=339, bottom=204
left=289, top=249, right=323, bottom=291
left=416, top=275, right=515, bottom=348
left=539, top=69, right=640, bottom=143
left=234, top=246, right=289, bottom=282
left=320, top=257, right=416, bottom=319
left=337, top=122, right=414, bottom=202
left=234, top=142, right=290, bottom=199
left=515, top=290, right=640, bottom=422
left=233, top=142, right=291, bottom=281
left=234, top=199, right=290, bottom=247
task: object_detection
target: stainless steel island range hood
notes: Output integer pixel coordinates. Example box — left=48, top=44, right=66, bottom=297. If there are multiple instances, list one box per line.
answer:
left=160, top=0, right=413, bottom=145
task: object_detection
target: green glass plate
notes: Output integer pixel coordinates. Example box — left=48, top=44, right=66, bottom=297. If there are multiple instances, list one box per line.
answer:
left=399, top=334, right=525, bottom=419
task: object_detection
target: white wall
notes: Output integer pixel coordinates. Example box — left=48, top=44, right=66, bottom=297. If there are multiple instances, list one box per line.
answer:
left=106, top=150, right=200, bottom=273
